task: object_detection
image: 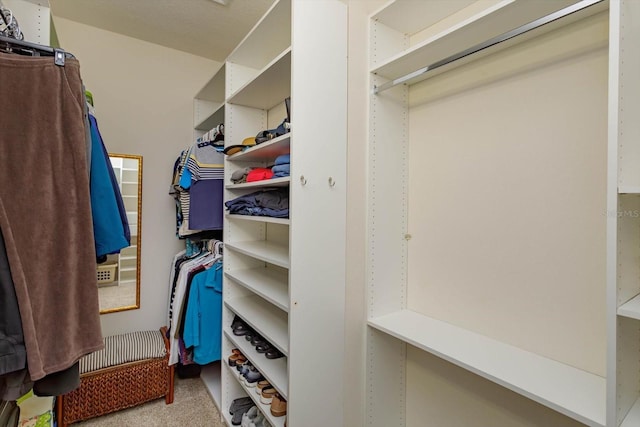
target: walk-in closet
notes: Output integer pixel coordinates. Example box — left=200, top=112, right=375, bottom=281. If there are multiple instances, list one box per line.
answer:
left=1, top=0, right=639, bottom=426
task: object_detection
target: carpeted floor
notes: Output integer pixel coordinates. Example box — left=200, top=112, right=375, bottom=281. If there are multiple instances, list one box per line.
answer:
left=71, top=377, right=224, bottom=426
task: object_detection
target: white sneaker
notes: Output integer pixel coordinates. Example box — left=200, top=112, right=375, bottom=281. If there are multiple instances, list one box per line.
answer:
left=241, top=406, right=258, bottom=427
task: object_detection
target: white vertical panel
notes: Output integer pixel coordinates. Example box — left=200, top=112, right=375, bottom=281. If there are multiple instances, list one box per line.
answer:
left=4, top=0, right=49, bottom=45
left=617, top=0, right=640, bottom=190
left=616, top=195, right=640, bottom=307
left=368, top=78, right=408, bottom=318
left=607, top=3, right=621, bottom=426
left=367, top=330, right=406, bottom=427
left=224, top=104, right=265, bottom=148
left=288, top=1, right=347, bottom=426
left=616, top=317, right=640, bottom=424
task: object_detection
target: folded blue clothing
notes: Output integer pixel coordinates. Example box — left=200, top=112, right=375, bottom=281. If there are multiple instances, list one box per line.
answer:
left=271, top=164, right=290, bottom=174
left=274, top=154, right=290, bottom=166
left=273, top=172, right=289, bottom=178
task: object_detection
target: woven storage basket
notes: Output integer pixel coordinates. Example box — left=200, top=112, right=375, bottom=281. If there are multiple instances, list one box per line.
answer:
left=56, top=327, right=174, bottom=427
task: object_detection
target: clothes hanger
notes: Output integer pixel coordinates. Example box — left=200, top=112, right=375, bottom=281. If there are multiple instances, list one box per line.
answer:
left=0, top=34, right=73, bottom=66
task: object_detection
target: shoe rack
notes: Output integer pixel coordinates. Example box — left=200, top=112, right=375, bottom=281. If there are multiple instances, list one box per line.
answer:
left=211, top=1, right=348, bottom=426
left=365, top=1, right=640, bottom=426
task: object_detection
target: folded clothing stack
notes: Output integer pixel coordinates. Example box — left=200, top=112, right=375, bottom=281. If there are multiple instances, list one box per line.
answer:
left=225, top=188, right=288, bottom=218
left=271, top=154, right=290, bottom=178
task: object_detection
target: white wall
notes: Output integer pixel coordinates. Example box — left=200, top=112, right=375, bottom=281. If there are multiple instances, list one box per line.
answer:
left=52, top=17, right=219, bottom=336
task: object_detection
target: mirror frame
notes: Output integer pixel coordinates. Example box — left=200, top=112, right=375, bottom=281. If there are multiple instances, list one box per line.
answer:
left=100, top=153, right=143, bottom=314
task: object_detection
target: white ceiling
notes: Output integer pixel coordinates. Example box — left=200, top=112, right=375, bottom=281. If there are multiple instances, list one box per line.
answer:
left=48, top=0, right=276, bottom=61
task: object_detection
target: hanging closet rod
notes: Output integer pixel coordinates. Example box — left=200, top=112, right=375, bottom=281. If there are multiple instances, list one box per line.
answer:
left=373, top=0, right=604, bottom=94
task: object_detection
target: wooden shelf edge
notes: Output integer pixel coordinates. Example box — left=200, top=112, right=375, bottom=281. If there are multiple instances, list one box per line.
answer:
left=368, top=310, right=606, bottom=427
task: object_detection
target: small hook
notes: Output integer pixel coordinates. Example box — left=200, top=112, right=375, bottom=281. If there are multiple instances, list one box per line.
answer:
left=300, top=175, right=307, bottom=186
left=328, top=177, right=335, bottom=187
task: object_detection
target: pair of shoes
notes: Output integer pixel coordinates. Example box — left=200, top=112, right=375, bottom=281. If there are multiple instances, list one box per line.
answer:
left=256, top=380, right=270, bottom=395
left=230, top=399, right=254, bottom=425
left=260, top=387, right=277, bottom=405
left=242, top=365, right=265, bottom=387
left=232, top=316, right=253, bottom=336
left=265, top=348, right=284, bottom=359
left=228, top=349, right=246, bottom=366
left=241, top=406, right=266, bottom=427
left=270, top=393, right=287, bottom=417
left=229, top=396, right=252, bottom=415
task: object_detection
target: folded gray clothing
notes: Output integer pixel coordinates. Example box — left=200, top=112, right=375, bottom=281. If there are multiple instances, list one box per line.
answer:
left=230, top=167, right=253, bottom=184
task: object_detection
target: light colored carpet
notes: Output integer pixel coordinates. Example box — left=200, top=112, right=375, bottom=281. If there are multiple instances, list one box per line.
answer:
left=71, top=376, right=224, bottom=426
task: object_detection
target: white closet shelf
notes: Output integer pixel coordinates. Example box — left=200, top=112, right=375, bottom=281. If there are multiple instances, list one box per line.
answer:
left=196, top=64, right=226, bottom=101
left=370, top=0, right=476, bottom=37
left=227, top=133, right=290, bottom=162
left=618, top=186, right=640, bottom=194
left=225, top=295, right=289, bottom=355
left=194, top=103, right=224, bottom=131
left=368, top=309, right=606, bottom=427
left=621, top=397, right=640, bottom=427
left=227, top=48, right=291, bottom=110
left=226, top=177, right=290, bottom=190
left=225, top=267, right=289, bottom=312
left=618, top=294, right=640, bottom=320
left=225, top=240, right=289, bottom=268
left=228, top=0, right=291, bottom=70
left=371, top=0, right=603, bottom=82
left=226, top=214, right=290, bottom=226
left=223, top=363, right=286, bottom=427
left=224, top=329, right=289, bottom=399
left=201, top=362, right=222, bottom=411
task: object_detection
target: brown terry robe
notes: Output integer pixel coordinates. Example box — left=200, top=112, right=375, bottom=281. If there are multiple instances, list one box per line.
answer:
left=0, top=53, right=104, bottom=381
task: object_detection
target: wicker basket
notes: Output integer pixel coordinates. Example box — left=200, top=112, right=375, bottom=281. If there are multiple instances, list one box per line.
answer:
left=96, top=263, right=117, bottom=284
left=56, top=327, right=174, bottom=427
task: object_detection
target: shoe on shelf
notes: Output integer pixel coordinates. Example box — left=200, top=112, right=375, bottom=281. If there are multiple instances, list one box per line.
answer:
left=256, top=380, right=270, bottom=395
left=229, top=396, right=253, bottom=415
left=260, top=387, right=277, bottom=405
left=241, top=406, right=258, bottom=427
left=245, top=330, right=261, bottom=342
left=231, top=404, right=255, bottom=426
left=255, top=343, right=274, bottom=354
left=228, top=351, right=246, bottom=366
left=270, top=393, right=287, bottom=417
left=237, top=361, right=252, bottom=377
left=250, top=334, right=266, bottom=346
left=250, top=412, right=265, bottom=427
left=265, top=349, right=283, bottom=359
left=243, top=367, right=265, bottom=387
left=231, top=315, right=243, bottom=330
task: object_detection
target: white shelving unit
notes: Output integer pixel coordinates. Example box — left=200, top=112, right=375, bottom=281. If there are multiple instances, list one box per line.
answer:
left=191, top=63, right=227, bottom=413
left=213, top=1, right=348, bottom=426
left=365, top=1, right=635, bottom=426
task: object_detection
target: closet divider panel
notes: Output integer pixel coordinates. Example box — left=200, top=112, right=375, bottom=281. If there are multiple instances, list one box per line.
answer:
left=287, top=1, right=347, bottom=426
left=366, top=1, right=613, bottom=426
left=610, top=1, right=640, bottom=425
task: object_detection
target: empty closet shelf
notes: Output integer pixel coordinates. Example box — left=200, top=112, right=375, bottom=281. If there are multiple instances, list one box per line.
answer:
left=225, top=241, right=289, bottom=268
left=368, top=309, right=606, bottom=427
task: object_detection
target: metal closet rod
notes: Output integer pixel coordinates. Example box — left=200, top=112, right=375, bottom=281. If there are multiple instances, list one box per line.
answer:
left=373, top=0, right=604, bottom=94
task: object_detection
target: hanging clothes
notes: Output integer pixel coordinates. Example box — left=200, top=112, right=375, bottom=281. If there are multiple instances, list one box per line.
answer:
left=0, top=54, right=104, bottom=384
left=87, top=111, right=130, bottom=259
left=166, top=241, right=223, bottom=366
